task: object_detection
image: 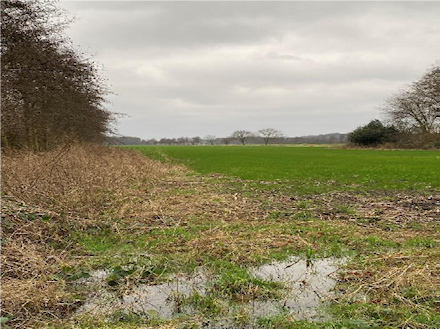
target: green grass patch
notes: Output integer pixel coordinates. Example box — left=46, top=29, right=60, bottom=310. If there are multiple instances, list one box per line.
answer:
left=128, top=145, right=439, bottom=194
left=208, top=262, right=284, bottom=302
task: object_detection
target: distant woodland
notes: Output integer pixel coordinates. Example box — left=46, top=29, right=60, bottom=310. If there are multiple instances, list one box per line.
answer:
left=108, top=133, right=348, bottom=146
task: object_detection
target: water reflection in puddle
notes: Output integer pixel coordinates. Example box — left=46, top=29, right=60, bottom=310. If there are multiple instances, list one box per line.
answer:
left=79, top=257, right=345, bottom=323
left=250, top=257, right=345, bottom=320
left=80, top=270, right=208, bottom=318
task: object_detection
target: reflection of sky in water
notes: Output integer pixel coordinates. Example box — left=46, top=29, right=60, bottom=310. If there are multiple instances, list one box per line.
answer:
left=79, top=257, right=345, bottom=324
left=251, top=257, right=345, bottom=320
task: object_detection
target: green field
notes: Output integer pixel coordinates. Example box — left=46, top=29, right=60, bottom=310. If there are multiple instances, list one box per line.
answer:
left=4, top=146, right=439, bottom=328
left=129, top=145, right=439, bottom=194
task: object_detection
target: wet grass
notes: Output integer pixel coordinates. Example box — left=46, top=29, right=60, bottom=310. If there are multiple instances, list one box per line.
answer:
left=208, top=263, right=285, bottom=302
left=64, top=193, right=438, bottom=328
left=2, top=145, right=439, bottom=328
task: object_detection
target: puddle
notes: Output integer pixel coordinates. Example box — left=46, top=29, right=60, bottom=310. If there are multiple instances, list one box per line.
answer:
left=78, top=257, right=345, bottom=324
left=250, top=257, right=345, bottom=320
left=79, top=270, right=208, bottom=317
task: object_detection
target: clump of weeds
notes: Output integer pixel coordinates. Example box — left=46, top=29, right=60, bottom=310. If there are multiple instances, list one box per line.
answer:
left=208, top=262, right=285, bottom=302
left=177, top=291, right=228, bottom=318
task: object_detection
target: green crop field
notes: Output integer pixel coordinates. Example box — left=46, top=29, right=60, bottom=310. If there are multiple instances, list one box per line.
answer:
left=129, top=145, right=439, bottom=194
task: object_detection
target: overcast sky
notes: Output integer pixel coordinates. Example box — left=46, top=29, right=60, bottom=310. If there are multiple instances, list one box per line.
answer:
left=59, top=1, right=440, bottom=139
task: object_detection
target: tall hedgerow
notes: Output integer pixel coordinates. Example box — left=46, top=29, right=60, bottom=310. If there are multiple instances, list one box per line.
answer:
left=1, top=0, right=113, bottom=151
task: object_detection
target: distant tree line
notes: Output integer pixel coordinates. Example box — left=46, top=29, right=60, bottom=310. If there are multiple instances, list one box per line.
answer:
left=349, top=64, right=440, bottom=148
left=109, top=132, right=347, bottom=146
left=1, top=0, right=113, bottom=151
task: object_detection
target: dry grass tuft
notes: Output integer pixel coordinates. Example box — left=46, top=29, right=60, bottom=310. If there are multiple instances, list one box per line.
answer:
left=340, top=252, right=440, bottom=315
left=1, top=144, right=179, bottom=327
left=2, top=278, right=73, bottom=323
left=1, top=200, right=77, bottom=327
left=2, top=144, right=176, bottom=218
left=186, top=229, right=301, bottom=264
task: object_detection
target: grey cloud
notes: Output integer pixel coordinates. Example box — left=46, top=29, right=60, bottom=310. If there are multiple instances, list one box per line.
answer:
left=59, top=1, right=440, bottom=139
left=64, top=2, right=440, bottom=51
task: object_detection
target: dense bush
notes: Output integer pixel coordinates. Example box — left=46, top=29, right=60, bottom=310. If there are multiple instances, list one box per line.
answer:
left=1, top=0, right=113, bottom=151
left=348, top=120, right=399, bottom=146
left=393, top=131, right=440, bottom=149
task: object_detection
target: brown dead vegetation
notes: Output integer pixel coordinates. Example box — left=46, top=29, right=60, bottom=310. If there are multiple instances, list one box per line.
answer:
left=1, top=144, right=179, bottom=327
left=1, top=144, right=176, bottom=217
left=1, top=144, right=438, bottom=328
left=1, top=198, right=80, bottom=326
left=315, top=192, right=439, bottom=223
left=340, top=251, right=440, bottom=319
left=1, top=144, right=274, bottom=327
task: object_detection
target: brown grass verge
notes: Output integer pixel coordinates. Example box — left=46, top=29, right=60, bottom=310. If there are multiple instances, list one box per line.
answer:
left=1, top=144, right=179, bottom=327
left=0, top=144, right=275, bottom=327
left=1, top=144, right=176, bottom=217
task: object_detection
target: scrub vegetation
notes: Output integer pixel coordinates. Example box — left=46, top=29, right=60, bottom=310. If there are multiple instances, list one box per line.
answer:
left=1, top=144, right=438, bottom=328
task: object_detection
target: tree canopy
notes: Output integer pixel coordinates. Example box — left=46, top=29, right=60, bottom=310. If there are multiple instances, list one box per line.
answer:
left=384, top=64, right=440, bottom=134
left=258, top=128, right=283, bottom=145
left=1, top=0, right=113, bottom=151
left=348, top=120, right=398, bottom=146
left=231, top=130, right=253, bottom=145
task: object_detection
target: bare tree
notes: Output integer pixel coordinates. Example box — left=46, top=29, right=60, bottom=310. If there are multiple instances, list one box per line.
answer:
left=258, top=128, right=283, bottom=145
left=204, top=135, right=216, bottom=145
left=231, top=130, right=253, bottom=145
left=383, top=64, right=440, bottom=134
left=1, top=0, right=113, bottom=150
left=191, top=136, right=202, bottom=145
left=221, top=137, right=232, bottom=145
